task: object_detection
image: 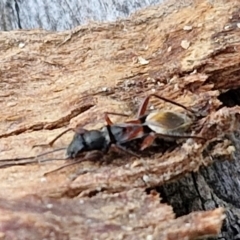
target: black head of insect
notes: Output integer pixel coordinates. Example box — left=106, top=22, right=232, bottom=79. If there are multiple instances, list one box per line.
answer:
left=66, top=133, right=87, bottom=159
left=65, top=125, right=141, bottom=160
left=41, top=125, right=142, bottom=177
left=66, top=129, right=111, bottom=159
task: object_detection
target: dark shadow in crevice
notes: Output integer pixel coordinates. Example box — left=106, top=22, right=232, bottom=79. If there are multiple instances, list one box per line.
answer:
left=218, top=88, right=240, bottom=107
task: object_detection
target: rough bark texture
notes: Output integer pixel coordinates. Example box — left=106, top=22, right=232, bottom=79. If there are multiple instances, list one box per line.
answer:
left=0, top=0, right=162, bottom=31
left=1, top=0, right=240, bottom=239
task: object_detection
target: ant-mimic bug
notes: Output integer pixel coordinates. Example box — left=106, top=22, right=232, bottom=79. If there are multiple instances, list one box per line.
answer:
left=0, top=113, right=143, bottom=169
left=117, top=93, right=205, bottom=150
left=34, top=93, right=206, bottom=174
left=0, top=93, right=206, bottom=174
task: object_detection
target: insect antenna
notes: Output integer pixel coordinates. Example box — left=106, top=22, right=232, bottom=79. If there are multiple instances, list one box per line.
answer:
left=0, top=158, right=38, bottom=168
left=36, top=147, right=66, bottom=161
left=0, top=147, right=66, bottom=168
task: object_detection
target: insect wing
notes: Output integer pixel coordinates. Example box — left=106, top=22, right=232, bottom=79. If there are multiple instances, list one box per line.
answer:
left=145, top=111, right=187, bottom=134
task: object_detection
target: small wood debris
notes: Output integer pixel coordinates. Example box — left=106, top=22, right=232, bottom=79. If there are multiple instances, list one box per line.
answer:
left=181, top=40, right=191, bottom=49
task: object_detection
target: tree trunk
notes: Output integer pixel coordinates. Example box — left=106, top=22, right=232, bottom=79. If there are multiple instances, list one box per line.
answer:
left=0, top=0, right=240, bottom=239
left=0, top=0, right=163, bottom=31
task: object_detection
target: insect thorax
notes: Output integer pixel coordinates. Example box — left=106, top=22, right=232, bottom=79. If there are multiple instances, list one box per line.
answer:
left=84, top=130, right=109, bottom=151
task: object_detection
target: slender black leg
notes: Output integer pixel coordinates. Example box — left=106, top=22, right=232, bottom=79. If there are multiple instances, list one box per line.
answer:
left=113, top=143, right=140, bottom=158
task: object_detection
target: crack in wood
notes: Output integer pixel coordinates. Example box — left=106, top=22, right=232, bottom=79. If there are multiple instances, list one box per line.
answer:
left=0, top=103, right=94, bottom=139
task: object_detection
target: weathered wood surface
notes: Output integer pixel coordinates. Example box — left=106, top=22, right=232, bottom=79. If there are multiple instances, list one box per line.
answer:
left=1, top=0, right=240, bottom=239
left=0, top=0, right=162, bottom=31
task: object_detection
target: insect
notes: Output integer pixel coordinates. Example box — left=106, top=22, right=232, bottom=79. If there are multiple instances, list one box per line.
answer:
left=34, top=93, right=204, bottom=172
left=115, top=93, right=205, bottom=151
left=0, top=115, right=142, bottom=170
left=0, top=93, right=205, bottom=174
left=34, top=94, right=200, bottom=155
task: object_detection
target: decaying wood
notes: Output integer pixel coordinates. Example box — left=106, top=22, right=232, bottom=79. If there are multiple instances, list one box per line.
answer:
left=1, top=0, right=240, bottom=239
left=0, top=189, right=224, bottom=240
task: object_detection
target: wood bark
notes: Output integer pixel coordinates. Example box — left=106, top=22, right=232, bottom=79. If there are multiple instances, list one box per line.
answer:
left=0, top=0, right=240, bottom=239
left=0, top=0, right=162, bottom=31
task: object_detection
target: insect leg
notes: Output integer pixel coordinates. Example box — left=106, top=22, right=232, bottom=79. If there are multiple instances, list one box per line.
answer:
left=32, top=128, right=74, bottom=148
left=141, top=131, right=206, bottom=151
left=154, top=132, right=206, bottom=141
left=137, top=93, right=194, bottom=117
left=104, top=112, right=130, bottom=125
left=44, top=160, right=83, bottom=176
left=140, top=133, right=157, bottom=150
left=43, top=151, right=103, bottom=176
left=108, top=122, right=146, bottom=145
left=121, top=124, right=145, bottom=142
left=137, top=95, right=152, bottom=117
left=112, top=143, right=141, bottom=158
left=33, top=127, right=87, bottom=149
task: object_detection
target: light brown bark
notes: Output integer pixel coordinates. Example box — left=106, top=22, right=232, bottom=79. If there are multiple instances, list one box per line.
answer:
left=1, top=0, right=240, bottom=239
